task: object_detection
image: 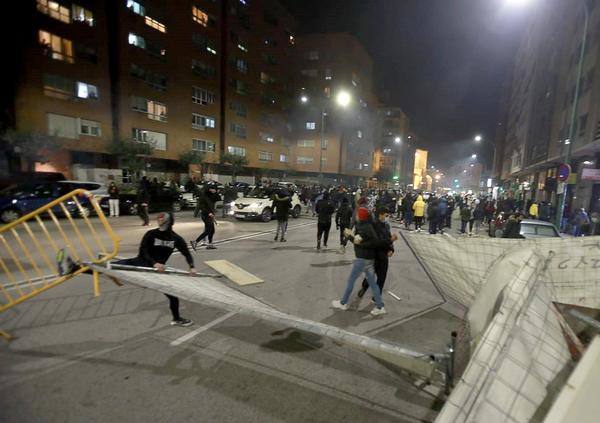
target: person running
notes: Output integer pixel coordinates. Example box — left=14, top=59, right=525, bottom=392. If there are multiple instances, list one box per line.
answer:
left=315, top=191, right=336, bottom=250
left=412, top=194, right=425, bottom=232
left=190, top=184, right=220, bottom=250
left=108, top=181, right=120, bottom=218
left=137, top=177, right=150, bottom=226
left=113, top=212, right=196, bottom=327
left=335, top=197, right=354, bottom=253
left=357, top=207, right=397, bottom=299
left=272, top=188, right=292, bottom=242
left=331, top=207, right=387, bottom=316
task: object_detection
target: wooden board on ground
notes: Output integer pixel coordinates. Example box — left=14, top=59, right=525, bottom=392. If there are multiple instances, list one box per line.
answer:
left=204, top=260, right=264, bottom=286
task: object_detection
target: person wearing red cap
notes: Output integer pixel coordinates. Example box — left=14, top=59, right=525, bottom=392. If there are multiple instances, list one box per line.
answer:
left=332, top=207, right=387, bottom=316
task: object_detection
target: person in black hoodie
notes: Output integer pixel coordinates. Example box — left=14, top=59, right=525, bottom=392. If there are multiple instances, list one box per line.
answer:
left=137, top=177, right=150, bottom=226
left=272, top=188, right=292, bottom=242
left=315, top=191, right=336, bottom=250
left=190, top=184, right=220, bottom=250
left=335, top=197, right=353, bottom=253
left=428, top=198, right=441, bottom=234
left=113, top=212, right=197, bottom=326
left=357, top=207, right=396, bottom=298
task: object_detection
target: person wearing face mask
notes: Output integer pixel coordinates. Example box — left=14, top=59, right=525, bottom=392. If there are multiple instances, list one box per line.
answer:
left=113, top=212, right=197, bottom=327
left=357, top=207, right=397, bottom=299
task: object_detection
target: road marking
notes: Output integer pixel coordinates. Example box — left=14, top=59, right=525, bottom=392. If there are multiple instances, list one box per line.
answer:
left=205, top=260, right=263, bottom=285
left=169, top=311, right=237, bottom=346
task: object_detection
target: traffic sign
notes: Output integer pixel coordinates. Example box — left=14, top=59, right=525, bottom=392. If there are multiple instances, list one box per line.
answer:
left=557, top=164, right=571, bottom=182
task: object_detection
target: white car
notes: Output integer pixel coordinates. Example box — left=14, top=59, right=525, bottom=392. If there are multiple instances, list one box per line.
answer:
left=233, top=186, right=302, bottom=222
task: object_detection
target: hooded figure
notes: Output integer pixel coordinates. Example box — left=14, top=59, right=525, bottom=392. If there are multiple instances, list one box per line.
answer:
left=272, top=189, right=292, bottom=242
left=315, top=191, right=336, bottom=249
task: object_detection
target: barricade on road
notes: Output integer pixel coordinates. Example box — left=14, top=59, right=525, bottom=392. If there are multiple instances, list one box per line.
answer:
left=0, top=189, right=120, bottom=340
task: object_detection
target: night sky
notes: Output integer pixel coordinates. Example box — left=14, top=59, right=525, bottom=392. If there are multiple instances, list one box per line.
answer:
left=282, top=0, right=532, bottom=169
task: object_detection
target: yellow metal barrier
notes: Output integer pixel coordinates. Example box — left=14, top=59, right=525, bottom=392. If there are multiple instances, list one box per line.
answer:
left=0, top=189, right=120, bottom=340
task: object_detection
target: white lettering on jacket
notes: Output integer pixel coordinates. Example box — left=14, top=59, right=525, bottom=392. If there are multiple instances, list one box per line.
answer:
left=154, top=239, right=175, bottom=248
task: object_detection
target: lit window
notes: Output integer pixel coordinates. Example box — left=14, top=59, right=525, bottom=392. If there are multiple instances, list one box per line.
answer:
left=259, top=132, right=274, bottom=143
left=288, top=34, right=295, bottom=45
left=227, top=146, right=246, bottom=156
left=229, top=101, right=247, bottom=117
left=126, top=0, right=145, bottom=16
left=297, top=156, right=314, bottom=164
left=297, top=139, right=315, bottom=147
left=131, top=96, right=167, bottom=121
left=132, top=128, right=167, bottom=150
left=192, top=113, right=216, bottom=129
left=237, top=43, right=248, bottom=52
left=128, top=33, right=146, bottom=49
left=145, top=16, right=166, bottom=33
left=321, top=138, right=328, bottom=149
left=324, top=87, right=331, bottom=98
left=79, top=119, right=101, bottom=136
left=383, top=148, right=392, bottom=154
left=192, top=139, right=216, bottom=152
left=192, top=6, right=209, bottom=27
left=39, top=30, right=74, bottom=63
left=260, top=72, right=270, bottom=84
left=192, top=86, right=215, bottom=105
left=37, top=0, right=70, bottom=23
left=72, top=4, right=94, bottom=26
left=279, top=154, right=288, bottom=163
left=76, top=82, right=98, bottom=99
left=258, top=151, right=273, bottom=161
left=207, top=45, right=217, bottom=55
left=306, top=122, right=316, bottom=130
left=324, top=69, right=332, bottom=80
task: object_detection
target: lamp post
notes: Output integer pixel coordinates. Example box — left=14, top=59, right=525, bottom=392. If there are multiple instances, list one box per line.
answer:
left=555, top=1, right=591, bottom=229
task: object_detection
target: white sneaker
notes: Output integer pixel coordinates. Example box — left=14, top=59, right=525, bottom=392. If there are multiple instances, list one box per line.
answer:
left=331, top=300, right=349, bottom=311
left=370, top=307, right=387, bottom=316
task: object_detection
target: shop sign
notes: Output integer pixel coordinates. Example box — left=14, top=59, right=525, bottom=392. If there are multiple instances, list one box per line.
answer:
left=582, top=168, right=600, bottom=181
left=557, top=163, right=571, bottom=182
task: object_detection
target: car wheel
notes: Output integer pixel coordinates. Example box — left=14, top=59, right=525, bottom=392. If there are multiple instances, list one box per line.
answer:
left=494, top=229, right=504, bottom=238
left=78, top=205, right=91, bottom=219
left=261, top=207, right=272, bottom=222
left=0, top=208, right=21, bottom=223
left=172, top=201, right=182, bottom=212
left=129, top=204, right=138, bottom=215
left=292, top=205, right=301, bottom=218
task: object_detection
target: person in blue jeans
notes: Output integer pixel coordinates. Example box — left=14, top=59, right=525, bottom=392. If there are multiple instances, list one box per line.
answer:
left=332, top=207, right=388, bottom=316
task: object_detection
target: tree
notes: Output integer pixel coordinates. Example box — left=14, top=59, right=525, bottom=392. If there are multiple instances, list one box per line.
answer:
left=107, top=138, right=153, bottom=179
left=179, top=149, right=205, bottom=171
left=220, top=152, right=248, bottom=182
left=2, top=130, right=59, bottom=172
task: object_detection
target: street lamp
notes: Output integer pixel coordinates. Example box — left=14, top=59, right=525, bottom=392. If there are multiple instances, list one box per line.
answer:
left=471, top=154, right=477, bottom=159
left=336, top=90, right=352, bottom=107
left=300, top=95, right=308, bottom=104
left=474, top=134, right=483, bottom=142
left=394, top=136, right=401, bottom=144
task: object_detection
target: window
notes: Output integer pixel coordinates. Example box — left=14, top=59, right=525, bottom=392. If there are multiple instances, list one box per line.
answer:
left=230, top=123, right=247, bottom=138
left=47, top=113, right=78, bottom=139
left=129, top=33, right=165, bottom=57
left=306, top=122, right=316, bottom=130
left=227, top=146, right=246, bottom=156
left=192, top=6, right=215, bottom=27
left=321, top=157, right=327, bottom=164
left=259, top=132, right=274, bottom=143
left=279, top=154, right=288, bottom=163
left=235, top=58, right=248, bottom=73
left=206, top=44, right=217, bottom=55
left=288, top=34, right=295, bottom=45
left=76, top=82, right=98, bottom=99
left=192, top=113, right=216, bottom=129
left=37, top=0, right=70, bottom=23
left=43, top=74, right=73, bottom=99
left=307, top=50, right=319, bottom=60
left=260, top=112, right=275, bottom=126
left=297, top=139, right=315, bottom=148
left=126, top=0, right=145, bottom=16
left=237, top=43, right=248, bottom=52
left=260, top=72, right=274, bottom=84
left=132, top=128, right=167, bottom=150
left=131, top=96, right=167, bottom=121
left=324, top=69, right=332, bottom=80
left=321, top=138, right=328, bottom=149
left=258, top=151, right=272, bottom=161
left=79, top=119, right=101, bottom=136
left=229, top=101, right=247, bottom=117
left=39, top=30, right=73, bottom=63
left=75, top=44, right=97, bottom=63
left=192, top=86, right=215, bottom=105
left=324, top=87, right=331, bottom=97
left=128, top=32, right=146, bottom=49
left=297, top=156, right=314, bottom=164
left=192, top=60, right=216, bottom=79
left=192, top=138, right=215, bottom=152
left=230, top=79, right=248, bottom=95
left=130, top=64, right=167, bottom=90
left=301, top=69, right=318, bottom=78
left=145, top=16, right=166, bottom=33
left=72, top=4, right=94, bottom=26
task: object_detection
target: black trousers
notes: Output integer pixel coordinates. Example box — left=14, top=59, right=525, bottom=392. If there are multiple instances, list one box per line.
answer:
left=361, top=256, right=389, bottom=294
left=196, top=213, right=215, bottom=243
left=317, top=221, right=331, bottom=245
left=113, top=257, right=180, bottom=320
left=429, top=218, right=438, bottom=234
left=138, top=203, right=149, bottom=224
left=414, top=216, right=423, bottom=229
left=339, top=224, right=350, bottom=246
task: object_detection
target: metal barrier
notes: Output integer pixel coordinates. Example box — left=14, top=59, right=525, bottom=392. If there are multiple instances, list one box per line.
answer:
left=0, top=189, right=120, bottom=340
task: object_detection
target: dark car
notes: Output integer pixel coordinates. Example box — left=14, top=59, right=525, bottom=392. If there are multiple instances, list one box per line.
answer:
left=0, top=181, right=96, bottom=223
left=99, top=186, right=184, bottom=215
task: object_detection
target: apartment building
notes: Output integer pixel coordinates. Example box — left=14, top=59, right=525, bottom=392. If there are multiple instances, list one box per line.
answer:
left=290, top=32, right=378, bottom=184
left=373, top=107, right=411, bottom=185
left=498, top=0, right=600, bottom=213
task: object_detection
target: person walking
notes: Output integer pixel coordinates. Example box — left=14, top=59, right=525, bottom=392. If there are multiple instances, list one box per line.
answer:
left=272, top=188, right=292, bottom=242
left=472, top=200, right=484, bottom=236
left=108, top=181, right=120, bottom=218
left=460, top=203, right=471, bottom=234
left=315, top=191, right=336, bottom=250
left=428, top=198, right=441, bottom=234
left=331, top=207, right=387, bottom=316
left=113, top=212, right=196, bottom=327
left=190, top=184, right=220, bottom=250
left=357, top=207, right=397, bottom=299
left=335, top=197, right=354, bottom=253
left=137, top=177, right=150, bottom=226
left=412, top=194, right=425, bottom=232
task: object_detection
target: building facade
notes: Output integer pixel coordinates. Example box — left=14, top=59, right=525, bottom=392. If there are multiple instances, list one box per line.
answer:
left=373, top=107, right=411, bottom=186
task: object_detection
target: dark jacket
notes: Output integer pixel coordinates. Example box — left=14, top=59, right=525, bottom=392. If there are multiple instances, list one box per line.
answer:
left=460, top=206, right=471, bottom=222
left=348, top=220, right=388, bottom=260
left=427, top=201, right=440, bottom=220
left=137, top=228, right=195, bottom=267
left=336, top=203, right=353, bottom=228
left=137, top=185, right=150, bottom=204
left=197, top=188, right=219, bottom=215
left=315, top=198, right=336, bottom=224
left=502, top=218, right=524, bottom=238
left=272, top=194, right=292, bottom=220
left=108, top=184, right=119, bottom=199
left=372, top=219, right=394, bottom=258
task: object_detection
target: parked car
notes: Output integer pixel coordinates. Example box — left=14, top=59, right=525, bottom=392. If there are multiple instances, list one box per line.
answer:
left=0, top=181, right=98, bottom=223
left=518, top=219, right=561, bottom=238
left=98, top=186, right=184, bottom=215
left=0, top=171, right=65, bottom=191
left=233, top=186, right=302, bottom=222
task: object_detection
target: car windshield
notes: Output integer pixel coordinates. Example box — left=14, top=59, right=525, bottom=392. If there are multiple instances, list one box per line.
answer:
left=0, top=184, right=28, bottom=196
left=245, top=187, right=271, bottom=199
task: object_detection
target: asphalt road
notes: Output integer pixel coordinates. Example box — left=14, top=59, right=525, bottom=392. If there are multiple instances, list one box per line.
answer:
left=0, top=210, right=462, bottom=423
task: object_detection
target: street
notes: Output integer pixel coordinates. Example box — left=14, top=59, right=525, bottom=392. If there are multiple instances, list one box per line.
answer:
left=0, top=211, right=461, bottom=423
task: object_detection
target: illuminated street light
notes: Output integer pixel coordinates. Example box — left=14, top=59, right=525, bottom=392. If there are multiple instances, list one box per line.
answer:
left=463, top=169, right=467, bottom=173
left=471, top=154, right=477, bottom=159
left=300, top=95, right=308, bottom=103
left=336, top=90, right=352, bottom=107
left=470, top=163, right=475, bottom=167
left=505, top=0, right=533, bottom=7
left=474, top=134, right=483, bottom=142
left=394, top=136, right=401, bottom=144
